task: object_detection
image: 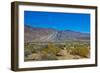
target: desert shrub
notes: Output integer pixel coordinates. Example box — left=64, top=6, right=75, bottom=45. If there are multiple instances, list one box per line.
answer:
left=24, top=49, right=31, bottom=57
left=25, top=43, right=45, bottom=52
left=46, top=54, right=58, bottom=60
left=78, top=46, right=89, bottom=57
left=41, top=51, right=57, bottom=60
left=70, top=44, right=90, bottom=58
left=24, top=43, right=37, bottom=56
left=43, top=43, right=61, bottom=54
left=40, top=43, right=61, bottom=60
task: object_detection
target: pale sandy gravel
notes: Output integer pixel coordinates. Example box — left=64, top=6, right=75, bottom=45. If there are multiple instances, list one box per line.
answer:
left=56, top=49, right=83, bottom=60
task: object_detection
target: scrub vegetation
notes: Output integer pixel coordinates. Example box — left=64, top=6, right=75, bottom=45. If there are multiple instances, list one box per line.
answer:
left=24, top=41, right=90, bottom=61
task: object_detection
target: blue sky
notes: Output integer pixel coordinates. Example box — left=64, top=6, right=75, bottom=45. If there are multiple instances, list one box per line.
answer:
left=24, top=11, right=90, bottom=33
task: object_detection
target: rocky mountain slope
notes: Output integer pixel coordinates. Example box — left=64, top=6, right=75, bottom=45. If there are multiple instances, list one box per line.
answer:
left=24, top=25, right=90, bottom=43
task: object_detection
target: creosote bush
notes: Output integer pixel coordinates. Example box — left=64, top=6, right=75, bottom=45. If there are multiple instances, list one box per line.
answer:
left=70, top=44, right=90, bottom=58
left=41, top=43, right=61, bottom=60
left=43, top=43, right=61, bottom=54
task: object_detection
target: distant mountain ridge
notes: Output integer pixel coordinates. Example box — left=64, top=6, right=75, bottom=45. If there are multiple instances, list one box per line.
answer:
left=24, top=25, right=90, bottom=43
